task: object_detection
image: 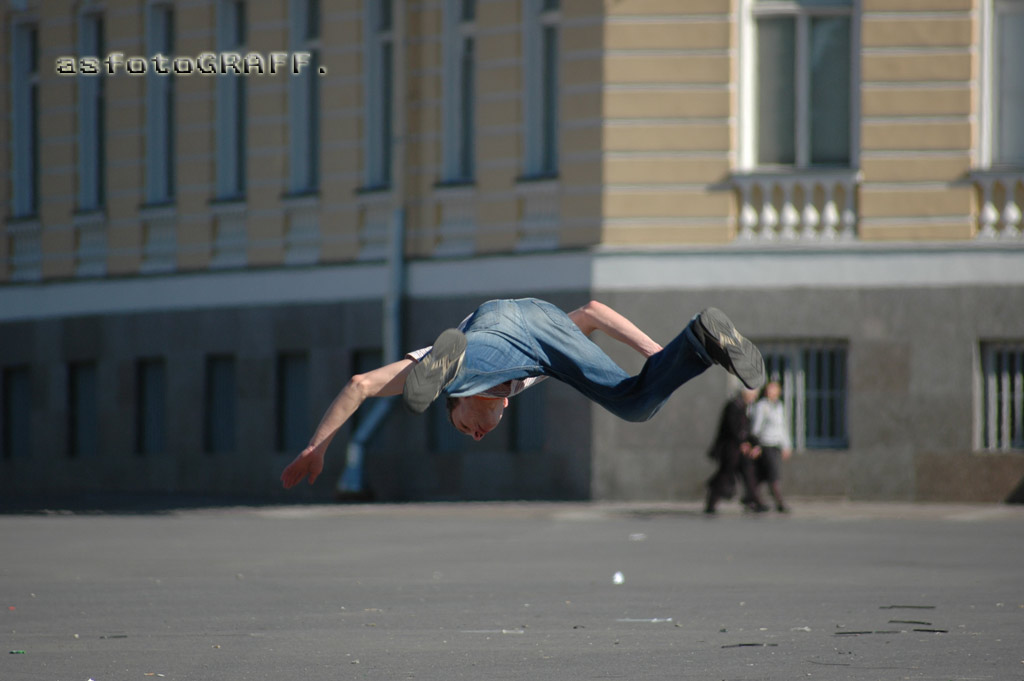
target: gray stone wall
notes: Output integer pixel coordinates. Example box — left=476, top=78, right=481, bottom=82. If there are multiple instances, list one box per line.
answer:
left=588, top=285, right=1024, bottom=503
left=2, top=285, right=1023, bottom=503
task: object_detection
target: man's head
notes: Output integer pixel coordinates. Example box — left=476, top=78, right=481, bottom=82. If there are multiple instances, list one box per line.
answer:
left=765, top=381, right=781, bottom=401
left=447, top=395, right=508, bottom=441
left=741, top=387, right=760, bottom=405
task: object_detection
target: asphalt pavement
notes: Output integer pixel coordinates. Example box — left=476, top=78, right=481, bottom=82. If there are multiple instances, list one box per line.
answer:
left=2, top=500, right=1023, bottom=681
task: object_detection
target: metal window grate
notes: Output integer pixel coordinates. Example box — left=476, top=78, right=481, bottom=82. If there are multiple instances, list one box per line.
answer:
left=760, top=342, right=848, bottom=450
left=204, top=355, right=237, bottom=455
left=276, top=353, right=310, bottom=453
left=980, top=343, right=1024, bottom=451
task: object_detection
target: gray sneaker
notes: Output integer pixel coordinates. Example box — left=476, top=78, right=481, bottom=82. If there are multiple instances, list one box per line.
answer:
left=402, top=328, right=467, bottom=414
left=696, top=308, right=765, bottom=390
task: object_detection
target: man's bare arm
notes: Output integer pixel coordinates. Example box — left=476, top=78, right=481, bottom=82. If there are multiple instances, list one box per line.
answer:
left=281, top=358, right=416, bottom=488
left=568, top=300, right=663, bottom=358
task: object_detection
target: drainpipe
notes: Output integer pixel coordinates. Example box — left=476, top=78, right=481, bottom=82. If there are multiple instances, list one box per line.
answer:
left=338, top=1, right=409, bottom=496
left=337, top=207, right=405, bottom=495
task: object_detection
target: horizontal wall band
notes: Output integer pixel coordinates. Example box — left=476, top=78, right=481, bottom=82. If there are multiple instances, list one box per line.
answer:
left=1, top=245, right=1022, bottom=322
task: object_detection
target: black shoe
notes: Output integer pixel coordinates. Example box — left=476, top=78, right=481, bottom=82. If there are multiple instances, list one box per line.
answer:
left=744, top=500, right=770, bottom=513
left=776, top=503, right=790, bottom=513
left=402, top=328, right=467, bottom=414
left=695, top=308, right=765, bottom=390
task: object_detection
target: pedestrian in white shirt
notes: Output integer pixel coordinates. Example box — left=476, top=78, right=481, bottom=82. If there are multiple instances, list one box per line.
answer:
left=748, top=381, right=792, bottom=512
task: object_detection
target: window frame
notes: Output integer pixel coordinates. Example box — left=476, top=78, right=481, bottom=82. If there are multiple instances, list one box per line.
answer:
left=363, top=0, right=395, bottom=190
left=758, top=341, right=850, bottom=451
left=441, top=0, right=476, bottom=184
left=10, top=20, right=40, bottom=218
left=67, top=361, right=99, bottom=459
left=216, top=0, right=247, bottom=200
left=288, top=0, right=320, bottom=195
left=76, top=11, right=106, bottom=213
left=977, top=342, right=1024, bottom=451
left=204, top=354, right=238, bottom=455
left=738, top=0, right=861, bottom=171
left=2, top=366, right=32, bottom=460
left=979, top=0, right=1024, bottom=169
left=135, top=357, right=167, bottom=456
left=522, top=0, right=560, bottom=179
left=276, top=352, right=310, bottom=453
left=144, top=2, right=176, bottom=206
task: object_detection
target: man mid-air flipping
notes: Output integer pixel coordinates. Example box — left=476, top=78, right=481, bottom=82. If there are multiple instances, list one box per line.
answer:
left=282, top=298, right=764, bottom=489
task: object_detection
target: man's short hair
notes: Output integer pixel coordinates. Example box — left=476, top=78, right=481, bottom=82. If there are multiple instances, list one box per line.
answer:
left=445, top=396, right=460, bottom=425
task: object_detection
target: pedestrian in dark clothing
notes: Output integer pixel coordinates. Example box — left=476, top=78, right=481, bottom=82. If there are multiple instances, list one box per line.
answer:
left=705, top=388, right=767, bottom=514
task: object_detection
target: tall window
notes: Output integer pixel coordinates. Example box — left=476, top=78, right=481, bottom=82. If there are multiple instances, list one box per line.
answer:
left=442, top=0, right=476, bottom=183
left=289, top=0, right=320, bottom=194
left=68, top=362, right=99, bottom=459
left=511, top=381, right=546, bottom=452
left=979, top=343, right=1024, bottom=451
left=276, top=353, right=309, bottom=452
left=523, top=0, right=559, bottom=177
left=204, top=355, right=237, bottom=454
left=10, top=22, right=40, bottom=217
left=77, top=13, right=105, bottom=212
left=760, top=343, right=849, bottom=450
left=2, top=366, right=32, bottom=460
left=364, top=0, right=394, bottom=188
left=746, top=0, right=853, bottom=168
left=216, top=1, right=246, bottom=199
left=145, top=4, right=175, bottom=204
left=986, top=0, right=1024, bottom=166
left=136, top=358, right=167, bottom=455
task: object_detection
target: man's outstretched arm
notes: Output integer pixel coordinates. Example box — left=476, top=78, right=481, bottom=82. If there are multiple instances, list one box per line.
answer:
left=281, top=358, right=416, bottom=489
left=568, top=300, right=663, bottom=358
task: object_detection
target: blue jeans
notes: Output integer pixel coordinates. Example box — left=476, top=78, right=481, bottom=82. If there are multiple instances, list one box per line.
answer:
left=445, top=298, right=713, bottom=422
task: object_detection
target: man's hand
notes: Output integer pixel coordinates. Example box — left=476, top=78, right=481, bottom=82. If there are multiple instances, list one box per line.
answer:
left=281, top=443, right=326, bottom=489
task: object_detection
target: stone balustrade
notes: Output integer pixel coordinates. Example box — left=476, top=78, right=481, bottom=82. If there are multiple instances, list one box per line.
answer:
left=732, top=169, right=860, bottom=243
left=973, top=172, right=1024, bottom=241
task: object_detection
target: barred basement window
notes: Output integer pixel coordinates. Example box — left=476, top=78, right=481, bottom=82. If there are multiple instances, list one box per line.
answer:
left=68, top=361, right=99, bottom=458
left=276, top=353, right=309, bottom=452
left=759, top=342, right=848, bottom=450
left=2, top=366, right=32, bottom=460
left=979, top=343, right=1024, bottom=451
left=136, top=358, right=167, bottom=456
left=204, top=355, right=237, bottom=454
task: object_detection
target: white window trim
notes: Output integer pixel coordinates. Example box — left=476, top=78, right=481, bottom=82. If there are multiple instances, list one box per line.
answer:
left=216, top=0, right=246, bottom=199
left=10, top=19, right=39, bottom=218
left=738, top=0, right=861, bottom=171
left=522, top=0, right=560, bottom=178
left=144, top=2, right=174, bottom=205
left=363, top=1, right=395, bottom=189
left=441, top=0, right=475, bottom=183
left=979, top=0, right=1024, bottom=169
